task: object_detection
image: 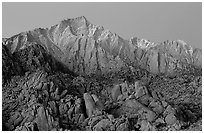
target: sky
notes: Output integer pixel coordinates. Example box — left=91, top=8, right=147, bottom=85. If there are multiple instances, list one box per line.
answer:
left=2, top=2, right=202, bottom=49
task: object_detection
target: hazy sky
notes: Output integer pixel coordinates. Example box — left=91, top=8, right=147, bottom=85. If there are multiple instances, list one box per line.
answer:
left=2, top=2, right=202, bottom=49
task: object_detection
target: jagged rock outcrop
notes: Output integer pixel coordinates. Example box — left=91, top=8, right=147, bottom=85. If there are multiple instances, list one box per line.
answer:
left=2, top=44, right=23, bottom=84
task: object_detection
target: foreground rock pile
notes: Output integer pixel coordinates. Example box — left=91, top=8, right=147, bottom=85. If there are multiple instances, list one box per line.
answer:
left=2, top=68, right=202, bottom=131
left=2, top=16, right=202, bottom=131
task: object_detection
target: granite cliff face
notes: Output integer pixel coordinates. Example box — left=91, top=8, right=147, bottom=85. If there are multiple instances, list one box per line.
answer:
left=2, top=16, right=201, bottom=78
left=2, top=16, right=202, bottom=131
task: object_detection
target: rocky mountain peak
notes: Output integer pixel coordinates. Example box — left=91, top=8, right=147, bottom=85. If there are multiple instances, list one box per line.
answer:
left=60, top=16, right=89, bottom=35
left=2, top=16, right=202, bottom=77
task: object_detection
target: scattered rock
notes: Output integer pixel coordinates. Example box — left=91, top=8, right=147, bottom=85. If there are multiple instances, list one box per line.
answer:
left=139, top=120, right=156, bottom=131
left=111, top=85, right=121, bottom=101
left=84, top=93, right=96, bottom=117
left=36, top=106, right=49, bottom=130
left=93, top=119, right=112, bottom=131
left=149, top=100, right=164, bottom=114
left=165, top=113, right=177, bottom=125
left=161, top=101, right=168, bottom=108
left=135, top=86, right=148, bottom=99
left=163, top=105, right=176, bottom=117
left=91, top=94, right=105, bottom=111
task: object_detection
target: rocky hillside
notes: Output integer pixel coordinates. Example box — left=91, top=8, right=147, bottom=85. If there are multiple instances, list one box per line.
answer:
left=2, top=16, right=202, bottom=131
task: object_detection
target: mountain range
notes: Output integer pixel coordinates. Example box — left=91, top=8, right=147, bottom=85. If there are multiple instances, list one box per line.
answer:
left=2, top=16, right=202, bottom=82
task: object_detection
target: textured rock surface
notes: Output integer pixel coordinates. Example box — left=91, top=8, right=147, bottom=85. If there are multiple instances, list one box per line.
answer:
left=2, top=16, right=202, bottom=131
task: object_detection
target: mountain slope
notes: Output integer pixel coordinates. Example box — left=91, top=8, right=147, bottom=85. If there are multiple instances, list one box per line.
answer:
left=2, top=16, right=202, bottom=77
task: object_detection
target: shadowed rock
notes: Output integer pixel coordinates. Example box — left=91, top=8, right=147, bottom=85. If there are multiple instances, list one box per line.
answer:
left=111, top=84, right=122, bottom=101
left=91, top=94, right=105, bottom=111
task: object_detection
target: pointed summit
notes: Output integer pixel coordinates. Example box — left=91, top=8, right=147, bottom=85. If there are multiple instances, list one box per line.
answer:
left=65, top=16, right=90, bottom=35
left=56, top=16, right=90, bottom=36
left=70, top=16, right=89, bottom=26
left=77, top=16, right=88, bottom=21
